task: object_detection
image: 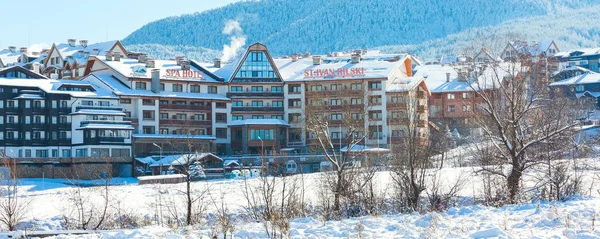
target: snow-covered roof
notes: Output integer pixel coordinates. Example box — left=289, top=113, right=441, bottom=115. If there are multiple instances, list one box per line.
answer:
left=0, top=77, right=117, bottom=99
left=508, top=40, right=555, bottom=56
left=136, top=156, right=158, bottom=164
left=549, top=72, right=600, bottom=87
left=138, top=174, right=186, bottom=180
left=55, top=40, right=119, bottom=66
left=94, top=56, right=221, bottom=83
left=84, top=73, right=230, bottom=101
left=70, top=109, right=125, bottom=116
left=555, top=48, right=600, bottom=58
left=132, top=134, right=216, bottom=140
left=416, top=64, right=511, bottom=93
left=223, top=160, right=240, bottom=167
left=227, top=119, right=290, bottom=126
left=77, top=124, right=134, bottom=130
left=196, top=53, right=414, bottom=83
left=0, top=49, right=22, bottom=66
left=341, top=145, right=391, bottom=153
left=150, top=153, right=222, bottom=167
left=13, top=93, right=45, bottom=99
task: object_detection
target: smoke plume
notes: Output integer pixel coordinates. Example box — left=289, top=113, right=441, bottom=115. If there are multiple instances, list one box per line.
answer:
left=221, top=20, right=247, bottom=62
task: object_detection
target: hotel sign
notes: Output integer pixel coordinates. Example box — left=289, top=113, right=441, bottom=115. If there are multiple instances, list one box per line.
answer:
left=164, top=69, right=205, bottom=80
left=304, top=67, right=366, bottom=79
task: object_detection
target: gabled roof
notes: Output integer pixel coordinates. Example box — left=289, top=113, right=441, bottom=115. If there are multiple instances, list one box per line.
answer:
left=227, top=42, right=284, bottom=82
left=44, top=40, right=125, bottom=67
left=417, top=63, right=512, bottom=93
left=549, top=72, right=600, bottom=86
left=0, top=65, right=48, bottom=79
left=150, top=153, right=222, bottom=167
left=0, top=48, right=23, bottom=67
left=0, top=77, right=116, bottom=98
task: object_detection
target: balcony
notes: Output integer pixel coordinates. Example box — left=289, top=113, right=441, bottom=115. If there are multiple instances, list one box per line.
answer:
left=31, top=107, right=47, bottom=114
left=75, top=105, right=123, bottom=111
left=5, top=123, right=19, bottom=129
left=226, top=90, right=284, bottom=98
left=388, top=118, right=410, bottom=125
left=387, top=102, right=407, bottom=110
left=5, top=107, right=19, bottom=113
left=99, top=136, right=127, bottom=143
left=58, top=123, right=71, bottom=129
left=305, top=89, right=363, bottom=97
left=231, top=106, right=284, bottom=112
left=80, top=120, right=132, bottom=127
left=159, top=119, right=211, bottom=127
left=31, top=139, right=47, bottom=145
left=31, top=123, right=46, bottom=129
left=58, top=107, right=72, bottom=113
left=160, top=104, right=211, bottom=111
left=124, top=117, right=139, bottom=124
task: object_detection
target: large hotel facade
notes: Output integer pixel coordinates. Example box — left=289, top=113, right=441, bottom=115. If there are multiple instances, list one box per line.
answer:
left=0, top=39, right=529, bottom=178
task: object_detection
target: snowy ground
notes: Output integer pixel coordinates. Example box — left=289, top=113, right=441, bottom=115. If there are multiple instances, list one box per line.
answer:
left=3, top=155, right=600, bottom=238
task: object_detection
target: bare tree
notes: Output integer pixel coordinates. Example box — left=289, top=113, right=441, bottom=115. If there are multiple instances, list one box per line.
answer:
left=0, top=156, right=29, bottom=231
left=468, top=55, right=579, bottom=203
left=304, top=88, right=376, bottom=217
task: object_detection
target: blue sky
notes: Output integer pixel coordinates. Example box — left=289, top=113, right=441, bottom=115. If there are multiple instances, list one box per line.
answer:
left=0, top=0, right=240, bottom=51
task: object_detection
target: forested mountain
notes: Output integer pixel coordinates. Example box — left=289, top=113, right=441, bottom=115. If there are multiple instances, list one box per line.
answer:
left=123, top=0, right=600, bottom=59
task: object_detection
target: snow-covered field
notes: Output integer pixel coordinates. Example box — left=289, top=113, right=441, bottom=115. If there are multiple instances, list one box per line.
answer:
left=3, top=157, right=600, bottom=238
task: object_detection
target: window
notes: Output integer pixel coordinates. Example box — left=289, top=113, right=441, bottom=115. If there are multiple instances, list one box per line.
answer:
left=62, top=149, right=71, bottom=158
left=272, top=101, right=283, bottom=107
left=390, top=111, right=406, bottom=118
left=330, top=113, right=343, bottom=120
left=216, top=128, right=227, bottom=139
left=25, top=116, right=30, bottom=124
left=59, top=131, right=68, bottom=139
left=369, top=126, right=383, bottom=139
left=231, top=86, right=243, bottom=92
left=252, top=115, right=264, bottom=119
left=159, top=128, right=169, bottom=134
left=462, top=105, right=471, bottom=112
left=172, top=84, right=183, bottom=92
left=289, top=84, right=301, bottom=93
left=232, top=101, right=243, bottom=107
left=142, top=126, right=155, bottom=134
left=351, top=98, right=362, bottom=105
left=75, top=149, right=88, bottom=157
left=7, top=100, right=15, bottom=108
left=99, top=101, right=109, bottom=106
left=173, top=101, right=186, bottom=105
left=251, top=86, right=263, bottom=92
left=25, top=149, right=31, bottom=157
left=91, top=148, right=110, bottom=157
left=191, top=101, right=205, bottom=106
left=208, top=86, right=217, bottom=93
left=351, top=83, right=362, bottom=90
left=369, top=96, right=382, bottom=105
left=81, top=100, right=93, bottom=106
left=216, top=102, right=226, bottom=109
left=330, top=99, right=341, bottom=105
left=120, top=98, right=132, bottom=104
left=310, top=85, right=322, bottom=92
left=142, top=110, right=155, bottom=120
left=271, top=115, right=283, bottom=120
left=330, top=84, right=342, bottom=91
left=447, top=94, right=455, bottom=100
left=33, top=131, right=41, bottom=139
left=369, top=111, right=382, bottom=120
left=250, top=129, right=274, bottom=140
left=252, top=101, right=263, bottom=107
left=7, top=132, right=14, bottom=140
left=112, top=149, right=130, bottom=157
left=160, top=113, right=169, bottom=119
left=331, top=132, right=342, bottom=139
left=135, top=82, right=146, bottom=90
left=33, top=100, right=42, bottom=108
left=448, top=105, right=455, bottom=112
left=36, top=150, right=48, bottom=158
left=60, top=115, right=68, bottom=123
left=190, top=85, right=201, bottom=93
left=351, top=113, right=363, bottom=120
left=216, top=113, right=227, bottom=123
left=232, top=115, right=243, bottom=121
left=289, top=113, right=301, bottom=122
left=289, top=99, right=302, bottom=108
left=142, top=99, right=154, bottom=105
left=175, top=113, right=187, bottom=120
left=61, top=101, right=68, bottom=108
left=160, top=83, right=165, bottom=91
left=368, top=81, right=382, bottom=90
left=392, top=130, right=405, bottom=137
left=271, top=86, right=282, bottom=92
left=462, top=92, right=470, bottom=99
left=160, top=100, right=169, bottom=105
left=34, top=115, right=42, bottom=124
left=193, top=114, right=205, bottom=120
left=575, top=85, right=585, bottom=92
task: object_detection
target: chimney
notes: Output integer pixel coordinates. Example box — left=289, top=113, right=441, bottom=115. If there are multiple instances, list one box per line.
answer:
left=146, top=59, right=156, bottom=68
left=181, top=60, right=190, bottom=70
left=105, top=51, right=113, bottom=61
left=19, top=47, right=28, bottom=54
left=351, top=53, right=361, bottom=64
left=312, top=56, right=322, bottom=65
left=291, top=54, right=299, bottom=62
left=79, top=40, right=88, bottom=48
left=68, top=39, right=76, bottom=47
left=138, top=54, right=147, bottom=63
left=213, top=58, right=221, bottom=68
left=175, top=56, right=185, bottom=66
left=151, top=69, right=161, bottom=93
left=92, top=48, right=99, bottom=55
left=8, top=46, right=16, bottom=53
left=446, top=72, right=451, bottom=82
left=114, top=53, right=121, bottom=62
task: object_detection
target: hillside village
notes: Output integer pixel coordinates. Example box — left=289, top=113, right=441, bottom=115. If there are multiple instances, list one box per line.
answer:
left=0, top=36, right=600, bottom=237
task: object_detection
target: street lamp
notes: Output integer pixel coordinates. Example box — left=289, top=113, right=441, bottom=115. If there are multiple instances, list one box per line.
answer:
left=153, top=143, right=162, bottom=175
left=258, top=136, right=265, bottom=176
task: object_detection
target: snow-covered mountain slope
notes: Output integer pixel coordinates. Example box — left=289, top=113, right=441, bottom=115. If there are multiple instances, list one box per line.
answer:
left=122, top=0, right=600, bottom=57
